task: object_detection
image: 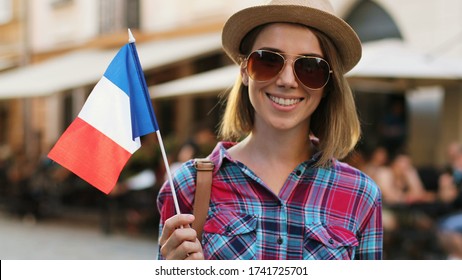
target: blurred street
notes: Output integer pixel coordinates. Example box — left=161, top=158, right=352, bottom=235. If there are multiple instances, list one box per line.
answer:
left=0, top=210, right=158, bottom=260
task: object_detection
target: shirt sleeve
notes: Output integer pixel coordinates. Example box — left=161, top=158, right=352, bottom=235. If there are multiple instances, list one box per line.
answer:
left=354, top=181, right=383, bottom=260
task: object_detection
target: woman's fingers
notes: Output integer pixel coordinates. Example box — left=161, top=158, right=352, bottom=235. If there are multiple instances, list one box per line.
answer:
left=159, top=214, right=204, bottom=260
left=159, top=214, right=195, bottom=246
left=161, top=227, right=196, bottom=257
left=185, top=251, right=204, bottom=260
left=164, top=235, right=203, bottom=260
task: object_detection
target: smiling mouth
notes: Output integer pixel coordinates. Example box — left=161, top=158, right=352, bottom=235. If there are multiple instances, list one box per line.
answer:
left=267, top=94, right=304, bottom=107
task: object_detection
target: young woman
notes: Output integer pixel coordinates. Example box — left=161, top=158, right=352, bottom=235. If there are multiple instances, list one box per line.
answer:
left=157, top=0, right=383, bottom=260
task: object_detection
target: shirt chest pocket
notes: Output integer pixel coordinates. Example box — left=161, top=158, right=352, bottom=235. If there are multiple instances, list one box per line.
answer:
left=304, top=224, right=359, bottom=260
left=202, top=212, right=258, bottom=260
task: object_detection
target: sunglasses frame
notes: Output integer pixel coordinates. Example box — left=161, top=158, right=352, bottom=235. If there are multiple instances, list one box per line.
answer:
left=243, top=49, right=333, bottom=90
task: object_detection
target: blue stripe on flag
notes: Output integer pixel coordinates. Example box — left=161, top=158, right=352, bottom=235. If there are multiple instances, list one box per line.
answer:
left=103, top=44, right=159, bottom=139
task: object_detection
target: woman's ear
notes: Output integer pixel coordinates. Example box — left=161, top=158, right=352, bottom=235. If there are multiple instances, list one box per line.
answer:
left=241, top=66, right=249, bottom=86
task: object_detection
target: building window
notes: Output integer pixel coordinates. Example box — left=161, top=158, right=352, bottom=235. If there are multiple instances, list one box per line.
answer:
left=99, top=0, right=140, bottom=34
left=345, top=0, right=402, bottom=43
left=0, top=0, right=12, bottom=25
left=50, top=0, right=74, bottom=9
left=126, top=0, right=140, bottom=30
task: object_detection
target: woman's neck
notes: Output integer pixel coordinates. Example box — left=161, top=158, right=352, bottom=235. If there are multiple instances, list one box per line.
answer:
left=227, top=126, right=313, bottom=195
left=230, top=123, right=313, bottom=167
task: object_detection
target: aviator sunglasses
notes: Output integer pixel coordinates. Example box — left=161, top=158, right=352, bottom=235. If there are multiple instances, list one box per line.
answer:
left=244, top=50, right=333, bottom=90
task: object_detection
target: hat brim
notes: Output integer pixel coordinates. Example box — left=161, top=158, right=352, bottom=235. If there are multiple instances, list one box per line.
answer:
left=222, top=5, right=362, bottom=73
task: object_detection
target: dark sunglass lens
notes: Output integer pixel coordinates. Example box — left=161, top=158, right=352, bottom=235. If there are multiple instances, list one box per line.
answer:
left=247, top=51, right=284, bottom=81
left=294, top=58, right=330, bottom=89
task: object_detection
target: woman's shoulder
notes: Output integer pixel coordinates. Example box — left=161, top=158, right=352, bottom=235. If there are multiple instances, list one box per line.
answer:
left=332, top=158, right=370, bottom=176
left=331, top=159, right=382, bottom=201
left=166, top=141, right=236, bottom=187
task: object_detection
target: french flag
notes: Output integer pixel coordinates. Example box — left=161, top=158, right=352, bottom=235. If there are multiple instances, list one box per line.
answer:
left=48, top=32, right=158, bottom=194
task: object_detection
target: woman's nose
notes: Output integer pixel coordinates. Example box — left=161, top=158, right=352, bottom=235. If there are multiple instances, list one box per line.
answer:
left=275, top=59, right=298, bottom=89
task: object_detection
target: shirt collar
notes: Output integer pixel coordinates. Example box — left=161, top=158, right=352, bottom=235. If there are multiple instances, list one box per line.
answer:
left=207, top=141, right=236, bottom=175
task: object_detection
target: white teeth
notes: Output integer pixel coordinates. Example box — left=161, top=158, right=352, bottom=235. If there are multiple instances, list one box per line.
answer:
left=269, top=95, right=302, bottom=106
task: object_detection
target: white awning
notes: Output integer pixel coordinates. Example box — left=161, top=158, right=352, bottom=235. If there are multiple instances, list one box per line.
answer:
left=151, top=64, right=239, bottom=99
left=348, top=39, right=462, bottom=91
left=0, top=32, right=221, bottom=100
left=349, top=39, right=462, bottom=79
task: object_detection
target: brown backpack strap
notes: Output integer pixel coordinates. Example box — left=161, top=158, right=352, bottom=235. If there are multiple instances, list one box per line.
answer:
left=192, top=158, right=214, bottom=243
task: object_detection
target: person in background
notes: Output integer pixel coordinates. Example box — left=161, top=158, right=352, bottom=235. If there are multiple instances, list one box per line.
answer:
left=165, top=140, right=200, bottom=182
left=437, top=142, right=462, bottom=206
left=363, top=146, right=390, bottom=183
left=374, top=152, right=435, bottom=206
left=157, top=0, right=382, bottom=260
left=436, top=142, right=462, bottom=259
left=437, top=213, right=462, bottom=259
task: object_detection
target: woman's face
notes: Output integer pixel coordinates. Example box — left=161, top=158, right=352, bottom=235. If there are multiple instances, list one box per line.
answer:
left=241, top=23, right=326, bottom=133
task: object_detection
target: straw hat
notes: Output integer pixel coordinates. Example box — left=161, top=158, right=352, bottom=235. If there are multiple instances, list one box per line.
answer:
left=222, top=0, right=362, bottom=73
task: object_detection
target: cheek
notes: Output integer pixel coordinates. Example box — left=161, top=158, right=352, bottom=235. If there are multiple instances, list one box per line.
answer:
left=247, top=85, right=259, bottom=106
left=308, top=91, right=325, bottom=107
left=247, top=80, right=266, bottom=98
left=247, top=83, right=268, bottom=112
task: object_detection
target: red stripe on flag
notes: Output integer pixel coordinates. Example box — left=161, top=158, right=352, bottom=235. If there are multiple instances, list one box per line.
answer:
left=48, top=117, right=132, bottom=194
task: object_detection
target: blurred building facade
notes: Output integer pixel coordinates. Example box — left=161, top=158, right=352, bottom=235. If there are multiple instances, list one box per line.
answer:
left=0, top=0, right=461, bottom=169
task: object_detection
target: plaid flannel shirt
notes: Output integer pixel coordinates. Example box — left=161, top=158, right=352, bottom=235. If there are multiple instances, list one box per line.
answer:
left=157, top=142, right=383, bottom=260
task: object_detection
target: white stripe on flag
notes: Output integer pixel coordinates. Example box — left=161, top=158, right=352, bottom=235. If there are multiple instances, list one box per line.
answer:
left=79, top=76, right=140, bottom=154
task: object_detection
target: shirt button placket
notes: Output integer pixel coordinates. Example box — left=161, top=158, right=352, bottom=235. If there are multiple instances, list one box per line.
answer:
left=279, top=202, right=288, bottom=259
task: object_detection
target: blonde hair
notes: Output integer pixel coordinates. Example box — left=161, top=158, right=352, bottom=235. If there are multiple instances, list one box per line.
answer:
left=219, top=24, right=361, bottom=167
